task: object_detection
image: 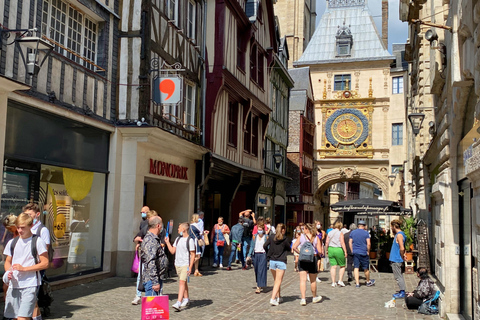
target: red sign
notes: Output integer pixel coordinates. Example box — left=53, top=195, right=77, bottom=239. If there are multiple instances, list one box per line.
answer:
left=149, top=159, right=188, bottom=180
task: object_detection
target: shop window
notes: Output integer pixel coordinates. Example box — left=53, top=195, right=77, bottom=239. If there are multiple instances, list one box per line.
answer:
left=42, top=0, right=98, bottom=70
left=392, top=76, right=404, bottom=94
left=39, top=165, right=106, bottom=278
left=392, top=123, right=403, bottom=145
left=334, top=74, right=351, bottom=91
left=228, top=101, right=238, bottom=147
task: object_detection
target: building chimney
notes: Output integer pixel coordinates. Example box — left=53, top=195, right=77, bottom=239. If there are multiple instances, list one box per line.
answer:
left=382, top=0, right=388, bottom=49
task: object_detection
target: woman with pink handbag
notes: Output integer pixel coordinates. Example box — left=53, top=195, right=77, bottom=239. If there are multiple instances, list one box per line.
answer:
left=211, top=217, right=230, bottom=268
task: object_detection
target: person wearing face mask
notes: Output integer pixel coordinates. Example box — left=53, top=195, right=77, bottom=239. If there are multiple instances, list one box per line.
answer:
left=132, top=206, right=151, bottom=305
left=314, top=221, right=325, bottom=283
left=251, top=221, right=269, bottom=294
left=140, top=216, right=168, bottom=297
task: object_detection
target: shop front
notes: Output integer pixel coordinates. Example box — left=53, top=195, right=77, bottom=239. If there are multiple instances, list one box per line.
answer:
left=1, top=100, right=112, bottom=280
left=111, top=127, right=205, bottom=276
left=256, top=173, right=287, bottom=226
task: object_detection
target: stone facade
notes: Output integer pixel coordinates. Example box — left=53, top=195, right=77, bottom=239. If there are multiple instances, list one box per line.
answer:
left=401, top=0, right=480, bottom=318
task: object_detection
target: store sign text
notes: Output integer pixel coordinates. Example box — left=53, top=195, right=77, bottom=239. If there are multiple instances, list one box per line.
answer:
left=149, top=159, right=188, bottom=180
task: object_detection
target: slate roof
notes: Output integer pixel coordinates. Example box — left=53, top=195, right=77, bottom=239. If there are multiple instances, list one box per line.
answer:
left=295, top=2, right=394, bottom=65
left=288, top=67, right=313, bottom=111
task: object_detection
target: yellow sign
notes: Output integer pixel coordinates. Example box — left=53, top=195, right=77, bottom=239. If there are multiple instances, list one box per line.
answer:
left=53, top=214, right=66, bottom=238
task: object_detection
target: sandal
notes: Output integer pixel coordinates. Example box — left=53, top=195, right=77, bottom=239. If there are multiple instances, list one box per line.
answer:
left=194, top=271, right=203, bottom=277
left=255, top=287, right=262, bottom=294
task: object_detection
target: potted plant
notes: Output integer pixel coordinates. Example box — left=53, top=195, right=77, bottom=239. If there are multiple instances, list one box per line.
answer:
left=402, top=215, right=417, bottom=261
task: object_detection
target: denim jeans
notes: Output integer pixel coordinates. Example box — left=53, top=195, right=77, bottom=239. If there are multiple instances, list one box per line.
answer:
left=144, top=280, right=163, bottom=297
left=136, top=265, right=143, bottom=297
left=242, top=236, right=252, bottom=260
left=213, top=243, right=225, bottom=265
left=228, top=243, right=245, bottom=267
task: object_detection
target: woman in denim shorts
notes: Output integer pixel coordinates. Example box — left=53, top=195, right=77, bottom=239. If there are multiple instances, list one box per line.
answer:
left=264, top=223, right=290, bottom=306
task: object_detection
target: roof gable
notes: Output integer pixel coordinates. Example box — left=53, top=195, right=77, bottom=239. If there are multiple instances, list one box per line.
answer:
left=296, top=2, right=394, bottom=65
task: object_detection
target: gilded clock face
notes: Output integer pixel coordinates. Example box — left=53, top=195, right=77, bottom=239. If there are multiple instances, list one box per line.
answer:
left=331, top=113, right=364, bottom=144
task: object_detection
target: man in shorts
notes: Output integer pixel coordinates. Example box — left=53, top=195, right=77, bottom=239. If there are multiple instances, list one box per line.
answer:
left=165, top=222, right=195, bottom=311
left=349, top=220, right=375, bottom=288
left=3, top=213, right=49, bottom=320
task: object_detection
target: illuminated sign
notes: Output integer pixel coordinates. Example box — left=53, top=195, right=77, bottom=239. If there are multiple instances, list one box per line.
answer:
left=152, top=77, right=182, bottom=104
left=149, top=159, right=188, bottom=180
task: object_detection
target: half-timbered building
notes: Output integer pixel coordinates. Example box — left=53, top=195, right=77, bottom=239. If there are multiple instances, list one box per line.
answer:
left=201, top=0, right=278, bottom=224
left=114, top=0, right=206, bottom=275
left=0, top=0, right=118, bottom=281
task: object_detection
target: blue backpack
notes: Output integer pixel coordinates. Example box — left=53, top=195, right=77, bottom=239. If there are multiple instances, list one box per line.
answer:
left=299, top=237, right=315, bottom=262
left=418, top=290, right=440, bottom=315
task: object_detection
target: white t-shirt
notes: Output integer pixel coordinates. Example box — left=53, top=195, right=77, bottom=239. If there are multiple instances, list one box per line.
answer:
left=30, top=222, right=51, bottom=245
left=254, top=235, right=266, bottom=253
left=266, top=224, right=275, bottom=234
left=3, top=236, right=47, bottom=288
left=173, top=237, right=195, bottom=267
left=328, top=229, right=342, bottom=247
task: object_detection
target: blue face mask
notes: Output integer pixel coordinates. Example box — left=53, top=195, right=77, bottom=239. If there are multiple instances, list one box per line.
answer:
left=141, top=212, right=147, bottom=219
left=179, top=231, right=183, bottom=236
left=258, top=230, right=264, bottom=235
left=33, top=218, right=37, bottom=224
left=43, top=210, right=48, bottom=215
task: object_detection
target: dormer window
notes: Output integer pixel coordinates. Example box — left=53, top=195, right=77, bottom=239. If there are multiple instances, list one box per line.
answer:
left=336, top=23, right=353, bottom=57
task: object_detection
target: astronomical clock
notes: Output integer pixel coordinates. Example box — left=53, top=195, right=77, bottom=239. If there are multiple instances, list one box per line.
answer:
left=318, top=81, right=374, bottom=158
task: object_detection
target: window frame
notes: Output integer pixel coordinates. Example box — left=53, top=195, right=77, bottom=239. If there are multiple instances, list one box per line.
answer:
left=392, top=123, right=403, bottom=146
left=42, top=0, right=98, bottom=70
left=187, top=0, right=196, bottom=40
left=392, top=76, right=404, bottom=94
left=333, top=74, right=351, bottom=91
left=184, top=82, right=196, bottom=128
left=166, top=0, right=179, bottom=26
left=228, top=101, right=238, bottom=147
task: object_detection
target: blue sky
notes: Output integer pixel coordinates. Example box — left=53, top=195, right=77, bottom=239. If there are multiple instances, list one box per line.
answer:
left=315, top=0, right=408, bottom=53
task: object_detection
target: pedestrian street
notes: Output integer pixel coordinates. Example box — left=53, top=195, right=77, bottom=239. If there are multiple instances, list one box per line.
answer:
left=2, top=256, right=441, bottom=320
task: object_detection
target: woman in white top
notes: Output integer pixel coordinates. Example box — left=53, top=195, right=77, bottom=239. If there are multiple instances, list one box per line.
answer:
left=325, top=220, right=348, bottom=287
left=252, top=221, right=268, bottom=294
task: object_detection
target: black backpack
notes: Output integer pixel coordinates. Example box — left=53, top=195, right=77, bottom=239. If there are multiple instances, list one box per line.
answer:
left=36, top=224, right=55, bottom=262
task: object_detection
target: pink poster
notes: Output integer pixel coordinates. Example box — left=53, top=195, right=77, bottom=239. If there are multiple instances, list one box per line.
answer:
left=141, top=295, right=170, bottom=320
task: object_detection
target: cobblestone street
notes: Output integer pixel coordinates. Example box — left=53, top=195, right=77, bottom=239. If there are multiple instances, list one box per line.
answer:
left=1, top=256, right=442, bottom=320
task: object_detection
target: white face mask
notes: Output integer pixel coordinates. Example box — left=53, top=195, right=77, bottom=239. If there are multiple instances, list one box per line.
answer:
left=316, top=224, right=321, bottom=229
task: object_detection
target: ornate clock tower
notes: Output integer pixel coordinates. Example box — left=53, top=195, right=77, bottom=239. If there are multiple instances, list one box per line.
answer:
left=319, top=79, right=374, bottom=158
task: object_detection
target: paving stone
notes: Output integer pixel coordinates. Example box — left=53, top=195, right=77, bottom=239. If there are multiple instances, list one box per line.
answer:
left=0, top=256, right=441, bottom=319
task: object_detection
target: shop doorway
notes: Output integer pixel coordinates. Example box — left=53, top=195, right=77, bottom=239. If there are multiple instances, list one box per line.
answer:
left=144, top=179, right=191, bottom=231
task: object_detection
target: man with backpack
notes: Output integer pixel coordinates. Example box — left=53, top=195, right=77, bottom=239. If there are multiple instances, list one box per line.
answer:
left=165, top=222, right=195, bottom=311
left=140, top=216, right=168, bottom=297
left=3, top=213, right=49, bottom=320
left=23, top=203, right=53, bottom=319
left=349, top=220, right=375, bottom=288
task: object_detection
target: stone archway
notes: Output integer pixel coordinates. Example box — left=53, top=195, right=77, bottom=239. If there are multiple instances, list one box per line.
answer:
left=313, top=164, right=392, bottom=224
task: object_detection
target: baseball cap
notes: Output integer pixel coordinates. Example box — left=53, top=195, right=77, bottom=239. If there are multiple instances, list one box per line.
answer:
left=358, top=220, right=366, bottom=225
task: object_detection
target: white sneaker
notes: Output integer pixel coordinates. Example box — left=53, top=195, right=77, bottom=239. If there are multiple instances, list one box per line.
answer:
left=219, top=264, right=223, bottom=268
left=212, top=263, right=218, bottom=268
left=337, top=281, right=345, bottom=287
left=270, top=298, right=279, bottom=306
left=180, top=298, right=190, bottom=308
left=172, top=301, right=182, bottom=311
left=306, top=277, right=310, bottom=282
left=316, top=278, right=322, bottom=283
left=131, top=296, right=141, bottom=305
left=300, top=299, right=307, bottom=306
left=331, top=282, right=337, bottom=287
left=277, top=297, right=283, bottom=304
left=312, top=296, right=322, bottom=303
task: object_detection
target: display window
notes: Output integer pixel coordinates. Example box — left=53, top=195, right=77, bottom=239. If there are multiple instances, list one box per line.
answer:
left=1, top=161, right=106, bottom=280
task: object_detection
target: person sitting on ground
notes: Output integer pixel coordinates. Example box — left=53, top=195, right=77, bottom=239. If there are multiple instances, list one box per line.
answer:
left=405, top=267, right=436, bottom=310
